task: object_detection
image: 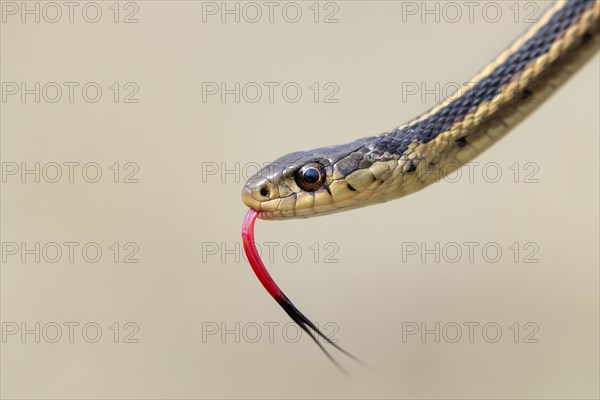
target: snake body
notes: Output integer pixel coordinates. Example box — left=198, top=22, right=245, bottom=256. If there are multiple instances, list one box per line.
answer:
left=242, top=0, right=600, bottom=219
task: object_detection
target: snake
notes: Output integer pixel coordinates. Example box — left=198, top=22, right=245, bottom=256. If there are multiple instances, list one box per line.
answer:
left=240, top=0, right=600, bottom=368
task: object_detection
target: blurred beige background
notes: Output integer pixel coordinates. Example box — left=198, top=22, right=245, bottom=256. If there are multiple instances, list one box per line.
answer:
left=1, top=1, right=598, bottom=399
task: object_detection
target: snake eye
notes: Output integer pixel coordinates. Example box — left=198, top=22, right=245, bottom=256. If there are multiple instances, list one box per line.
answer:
left=295, top=163, right=326, bottom=192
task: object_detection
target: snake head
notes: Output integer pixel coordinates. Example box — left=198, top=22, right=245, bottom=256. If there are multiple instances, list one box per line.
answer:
left=242, top=139, right=390, bottom=219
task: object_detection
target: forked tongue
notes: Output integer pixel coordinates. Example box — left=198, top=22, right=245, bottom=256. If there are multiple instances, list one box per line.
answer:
left=242, top=208, right=364, bottom=371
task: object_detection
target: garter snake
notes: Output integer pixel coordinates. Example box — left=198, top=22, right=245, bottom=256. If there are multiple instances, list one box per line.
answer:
left=242, top=0, right=599, bottom=219
left=240, top=0, right=600, bottom=367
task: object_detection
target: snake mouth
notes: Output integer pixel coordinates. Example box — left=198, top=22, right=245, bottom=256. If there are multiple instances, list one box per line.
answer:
left=241, top=184, right=291, bottom=218
left=242, top=183, right=346, bottom=220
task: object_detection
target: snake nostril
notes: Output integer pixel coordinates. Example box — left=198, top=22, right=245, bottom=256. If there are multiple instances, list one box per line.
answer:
left=259, top=188, right=269, bottom=197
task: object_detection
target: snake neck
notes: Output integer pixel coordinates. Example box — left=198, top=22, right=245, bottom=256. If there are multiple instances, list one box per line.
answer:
left=350, top=0, right=599, bottom=201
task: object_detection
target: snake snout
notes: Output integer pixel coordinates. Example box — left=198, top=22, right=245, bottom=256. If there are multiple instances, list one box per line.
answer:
left=241, top=184, right=264, bottom=210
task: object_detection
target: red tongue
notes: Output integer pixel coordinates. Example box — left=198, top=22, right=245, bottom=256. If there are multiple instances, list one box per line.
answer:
left=241, top=207, right=363, bottom=370
left=241, top=208, right=284, bottom=300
